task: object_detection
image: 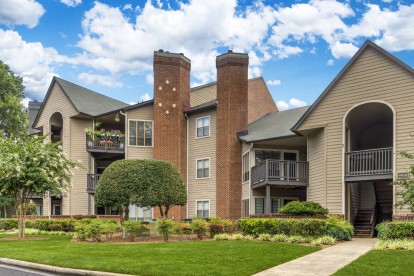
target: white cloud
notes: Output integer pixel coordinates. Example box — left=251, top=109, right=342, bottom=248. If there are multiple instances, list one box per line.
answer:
left=145, top=74, right=154, bottom=85
left=0, top=0, right=45, bottom=28
left=277, top=98, right=307, bottom=111
left=248, top=66, right=262, bottom=79
left=123, top=4, right=133, bottom=11
left=326, top=59, right=334, bottom=66
left=21, top=97, right=31, bottom=108
left=331, top=41, right=358, bottom=59
left=267, top=79, right=281, bottom=86
left=129, top=101, right=137, bottom=105
left=78, top=73, right=123, bottom=88
left=0, top=29, right=69, bottom=100
left=61, top=0, right=82, bottom=7
left=139, top=93, right=152, bottom=102
left=273, top=45, right=303, bottom=59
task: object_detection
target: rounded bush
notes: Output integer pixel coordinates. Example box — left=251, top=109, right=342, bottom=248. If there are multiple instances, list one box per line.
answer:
left=279, top=201, right=328, bottom=215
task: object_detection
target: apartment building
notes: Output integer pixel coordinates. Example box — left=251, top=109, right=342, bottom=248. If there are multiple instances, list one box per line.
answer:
left=30, top=40, right=414, bottom=234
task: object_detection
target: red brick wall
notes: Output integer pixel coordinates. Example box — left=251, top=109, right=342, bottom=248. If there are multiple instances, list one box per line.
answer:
left=248, top=77, right=278, bottom=123
left=216, top=51, right=249, bottom=219
left=153, top=51, right=190, bottom=220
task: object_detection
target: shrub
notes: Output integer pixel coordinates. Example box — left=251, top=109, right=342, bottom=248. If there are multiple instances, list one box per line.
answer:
left=286, top=235, right=306, bottom=244
left=376, top=221, right=414, bottom=240
left=279, top=201, right=328, bottom=215
left=230, top=233, right=244, bottom=240
left=84, top=220, right=103, bottom=242
left=209, top=223, right=224, bottom=237
left=156, top=217, right=174, bottom=242
left=271, top=234, right=288, bottom=242
left=0, top=219, right=18, bottom=230
left=375, top=239, right=414, bottom=251
left=123, top=221, right=149, bottom=242
left=237, top=217, right=353, bottom=240
left=191, top=218, right=209, bottom=240
left=243, top=235, right=254, bottom=240
left=33, top=219, right=74, bottom=232
left=25, top=220, right=33, bottom=229
left=101, top=221, right=120, bottom=241
left=222, top=219, right=235, bottom=234
left=325, top=216, right=353, bottom=240
left=214, top=233, right=231, bottom=241
left=173, top=221, right=190, bottom=240
left=258, top=233, right=272, bottom=241
left=311, top=236, right=336, bottom=246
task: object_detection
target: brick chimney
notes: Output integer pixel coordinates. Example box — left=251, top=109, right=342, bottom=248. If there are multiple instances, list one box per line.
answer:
left=216, top=50, right=249, bottom=219
left=153, top=50, right=191, bottom=219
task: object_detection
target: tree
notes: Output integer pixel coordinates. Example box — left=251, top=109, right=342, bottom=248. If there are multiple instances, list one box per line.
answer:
left=133, top=160, right=187, bottom=218
left=0, top=60, right=27, bottom=136
left=0, top=193, right=13, bottom=218
left=394, top=150, right=414, bottom=212
left=95, top=160, right=143, bottom=223
left=0, top=134, right=79, bottom=237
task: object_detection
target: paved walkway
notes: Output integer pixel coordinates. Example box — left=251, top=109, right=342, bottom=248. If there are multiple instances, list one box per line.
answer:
left=254, top=238, right=377, bottom=276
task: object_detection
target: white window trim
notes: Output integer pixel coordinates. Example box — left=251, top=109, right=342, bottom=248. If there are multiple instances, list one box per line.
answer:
left=196, top=157, right=211, bottom=179
left=242, top=150, right=250, bottom=184
left=195, top=200, right=210, bottom=218
left=127, top=119, right=154, bottom=148
left=195, top=116, right=210, bottom=139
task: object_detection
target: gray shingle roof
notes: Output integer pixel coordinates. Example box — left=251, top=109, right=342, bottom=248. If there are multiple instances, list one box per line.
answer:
left=55, top=77, right=129, bottom=116
left=239, top=106, right=309, bottom=142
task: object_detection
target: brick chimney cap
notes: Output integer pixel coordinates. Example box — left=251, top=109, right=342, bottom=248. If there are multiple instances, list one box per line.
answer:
left=158, top=49, right=164, bottom=52
left=154, top=51, right=191, bottom=64
left=216, top=51, right=248, bottom=62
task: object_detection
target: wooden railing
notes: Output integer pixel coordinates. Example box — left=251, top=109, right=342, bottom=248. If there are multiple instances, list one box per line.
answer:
left=87, top=173, right=101, bottom=193
left=86, top=133, right=125, bottom=152
left=251, top=160, right=309, bottom=186
left=345, top=147, right=392, bottom=177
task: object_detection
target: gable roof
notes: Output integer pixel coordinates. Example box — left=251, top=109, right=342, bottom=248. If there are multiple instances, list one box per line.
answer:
left=239, top=106, right=309, bottom=142
left=291, top=40, right=414, bottom=132
left=33, top=77, right=129, bottom=127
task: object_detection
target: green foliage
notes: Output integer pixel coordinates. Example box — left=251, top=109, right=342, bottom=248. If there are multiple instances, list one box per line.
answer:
left=270, top=234, right=288, bottom=242
left=286, top=235, right=306, bottom=244
left=0, top=193, right=13, bottom=217
left=0, top=218, right=18, bottom=230
left=172, top=221, right=191, bottom=240
left=279, top=201, right=328, bottom=215
left=33, top=219, right=74, bottom=232
left=0, top=60, right=27, bottom=136
left=237, top=217, right=353, bottom=240
left=131, top=160, right=187, bottom=218
left=394, top=150, right=414, bottom=212
left=74, top=219, right=118, bottom=242
left=213, top=233, right=231, bottom=240
left=375, top=239, right=414, bottom=251
left=0, top=134, right=79, bottom=237
left=123, top=221, right=149, bottom=241
left=209, top=223, right=224, bottom=237
left=376, top=221, right=414, bottom=240
left=258, top=233, right=272, bottom=241
left=325, top=216, right=354, bottom=240
left=311, top=236, right=336, bottom=246
left=190, top=218, right=209, bottom=240
left=101, top=221, right=119, bottom=241
left=18, top=202, right=37, bottom=215
left=156, top=217, right=174, bottom=242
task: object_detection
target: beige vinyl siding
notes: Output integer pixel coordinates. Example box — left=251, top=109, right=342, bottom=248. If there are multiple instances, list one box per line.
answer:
left=298, top=46, right=414, bottom=214
left=307, top=129, right=326, bottom=208
left=190, top=84, right=217, bottom=107
left=34, top=83, right=81, bottom=215
left=125, top=105, right=154, bottom=160
left=188, top=110, right=216, bottom=218
left=70, top=118, right=93, bottom=214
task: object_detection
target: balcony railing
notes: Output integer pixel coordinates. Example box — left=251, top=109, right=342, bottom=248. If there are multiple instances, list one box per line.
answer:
left=345, top=147, right=393, bottom=179
left=251, top=160, right=309, bottom=188
left=87, top=173, right=101, bottom=193
left=86, top=133, right=125, bottom=152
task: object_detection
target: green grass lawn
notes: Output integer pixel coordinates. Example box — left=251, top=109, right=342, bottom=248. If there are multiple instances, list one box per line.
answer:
left=0, top=235, right=319, bottom=275
left=335, top=250, right=414, bottom=276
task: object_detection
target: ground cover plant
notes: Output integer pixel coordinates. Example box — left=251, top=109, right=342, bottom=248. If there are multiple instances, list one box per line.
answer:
left=334, top=250, right=414, bottom=275
left=0, top=234, right=319, bottom=276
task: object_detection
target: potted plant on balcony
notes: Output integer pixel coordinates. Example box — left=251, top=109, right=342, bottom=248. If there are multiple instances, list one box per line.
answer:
left=85, top=127, right=95, bottom=147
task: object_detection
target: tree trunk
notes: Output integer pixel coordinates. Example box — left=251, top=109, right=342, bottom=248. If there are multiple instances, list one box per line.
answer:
left=159, top=206, right=164, bottom=218
left=164, top=206, right=170, bottom=219
left=3, top=206, right=6, bottom=218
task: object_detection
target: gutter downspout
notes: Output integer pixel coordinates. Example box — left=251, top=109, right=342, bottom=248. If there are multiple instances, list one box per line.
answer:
left=248, top=142, right=254, bottom=216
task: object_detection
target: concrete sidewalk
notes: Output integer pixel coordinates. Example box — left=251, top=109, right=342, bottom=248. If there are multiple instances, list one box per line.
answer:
left=254, top=238, right=377, bottom=276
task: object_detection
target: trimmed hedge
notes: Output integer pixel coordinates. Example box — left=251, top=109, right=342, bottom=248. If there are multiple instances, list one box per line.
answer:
left=376, top=221, right=414, bottom=240
left=237, top=216, right=353, bottom=240
left=279, top=201, right=328, bottom=215
left=34, top=219, right=75, bottom=232
left=0, top=219, right=34, bottom=230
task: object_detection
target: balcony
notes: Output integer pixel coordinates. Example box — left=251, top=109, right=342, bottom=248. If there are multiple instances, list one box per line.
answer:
left=251, top=160, right=309, bottom=189
left=86, top=133, right=125, bottom=154
left=87, top=173, right=101, bottom=193
left=345, top=147, right=393, bottom=181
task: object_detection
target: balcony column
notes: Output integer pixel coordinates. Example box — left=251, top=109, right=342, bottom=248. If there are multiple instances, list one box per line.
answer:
left=265, top=184, right=271, bottom=214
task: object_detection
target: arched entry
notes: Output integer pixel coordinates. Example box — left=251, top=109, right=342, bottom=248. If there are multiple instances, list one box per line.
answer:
left=344, top=102, right=394, bottom=237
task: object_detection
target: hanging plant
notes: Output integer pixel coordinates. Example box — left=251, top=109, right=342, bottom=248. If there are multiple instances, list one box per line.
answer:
left=95, top=119, right=102, bottom=128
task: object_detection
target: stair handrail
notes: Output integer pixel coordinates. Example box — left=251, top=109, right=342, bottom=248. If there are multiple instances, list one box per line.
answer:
left=370, top=202, right=377, bottom=238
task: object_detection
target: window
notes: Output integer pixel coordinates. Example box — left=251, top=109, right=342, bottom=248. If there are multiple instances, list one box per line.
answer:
left=242, top=199, right=249, bottom=217
left=255, top=198, right=280, bottom=214
left=242, top=152, right=250, bottom=182
left=197, top=201, right=209, bottom=218
left=255, top=150, right=280, bottom=165
left=196, top=117, right=210, bottom=138
left=197, top=158, right=210, bottom=178
left=129, top=120, right=152, bottom=146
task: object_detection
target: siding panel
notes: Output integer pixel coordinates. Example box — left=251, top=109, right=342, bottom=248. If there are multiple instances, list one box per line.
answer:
left=126, top=105, right=154, bottom=160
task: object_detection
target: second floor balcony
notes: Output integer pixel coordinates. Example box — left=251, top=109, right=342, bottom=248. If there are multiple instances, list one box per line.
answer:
left=251, top=159, right=309, bottom=189
left=86, top=133, right=125, bottom=154
left=345, top=147, right=393, bottom=181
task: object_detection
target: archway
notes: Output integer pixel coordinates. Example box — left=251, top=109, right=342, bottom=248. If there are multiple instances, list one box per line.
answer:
left=49, top=112, right=63, bottom=144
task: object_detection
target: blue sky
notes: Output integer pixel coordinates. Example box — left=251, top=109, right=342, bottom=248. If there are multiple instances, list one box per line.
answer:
left=1, top=0, right=414, bottom=110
